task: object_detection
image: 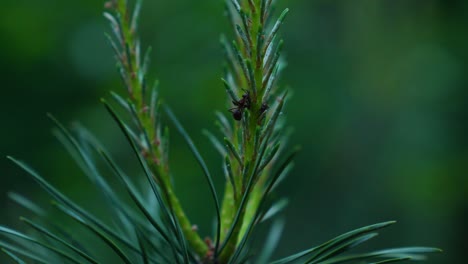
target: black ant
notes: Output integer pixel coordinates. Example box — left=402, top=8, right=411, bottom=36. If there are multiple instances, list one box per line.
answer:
left=259, top=103, right=269, bottom=116
left=229, top=92, right=251, bottom=121
left=257, top=102, right=269, bottom=124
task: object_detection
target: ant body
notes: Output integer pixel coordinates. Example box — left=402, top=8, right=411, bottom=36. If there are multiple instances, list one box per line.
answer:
left=259, top=103, right=269, bottom=115
left=229, top=92, right=270, bottom=121
left=257, top=102, right=270, bottom=124
left=229, top=92, right=251, bottom=121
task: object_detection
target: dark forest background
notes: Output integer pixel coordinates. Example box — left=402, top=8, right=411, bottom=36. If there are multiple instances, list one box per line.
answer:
left=1, top=0, right=466, bottom=263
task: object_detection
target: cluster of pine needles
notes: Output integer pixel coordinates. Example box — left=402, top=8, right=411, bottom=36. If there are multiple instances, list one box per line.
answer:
left=1, top=0, right=440, bottom=263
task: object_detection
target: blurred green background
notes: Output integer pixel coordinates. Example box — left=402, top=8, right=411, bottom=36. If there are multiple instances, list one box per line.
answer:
left=1, top=0, right=466, bottom=263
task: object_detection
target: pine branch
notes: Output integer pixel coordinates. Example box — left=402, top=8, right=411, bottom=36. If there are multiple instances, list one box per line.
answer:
left=104, top=0, right=209, bottom=259
left=218, top=0, right=291, bottom=262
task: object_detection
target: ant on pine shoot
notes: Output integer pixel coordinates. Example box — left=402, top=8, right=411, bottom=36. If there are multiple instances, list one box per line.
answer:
left=229, top=92, right=269, bottom=121
left=229, top=92, right=251, bottom=121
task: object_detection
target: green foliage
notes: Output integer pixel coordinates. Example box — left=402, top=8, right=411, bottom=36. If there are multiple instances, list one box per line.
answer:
left=1, top=0, right=440, bottom=263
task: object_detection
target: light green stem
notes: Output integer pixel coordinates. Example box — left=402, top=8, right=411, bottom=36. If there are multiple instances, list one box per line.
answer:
left=166, top=184, right=209, bottom=257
